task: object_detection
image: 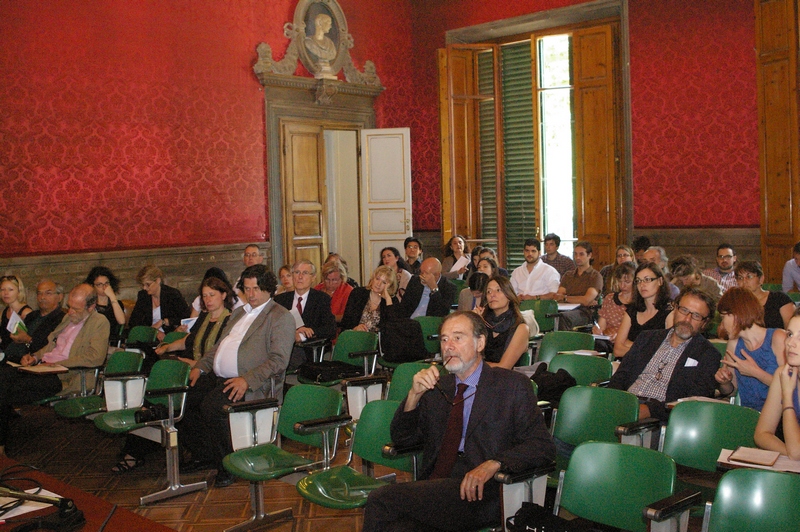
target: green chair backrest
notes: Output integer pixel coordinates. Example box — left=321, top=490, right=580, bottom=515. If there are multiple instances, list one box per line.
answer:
left=450, top=279, right=466, bottom=299
left=537, top=331, right=594, bottom=364
left=548, top=354, right=612, bottom=386
left=413, top=316, right=444, bottom=355
left=706, top=310, right=722, bottom=339
left=761, top=283, right=782, bottom=292
left=707, top=469, right=800, bottom=532
left=519, top=299, right=558, bottom=333
left=127, top=325, right=158, bottom=345
left=387, top=362, right=443, bottom=402
left=352, top=400, right=413, bottom=472
left=145, top=359, right=191, bottom=411
left=560, top=442, right=676, bottom=532
left=332, top=330, right=379, bottom=367
left=105, top=350, right=144, bottom=375
left=161, top=331, right=189, bottom=344
left=661, top=401, right=760, bottom=472
left=553, top=386, right=639, bottom=447
left=710, top=340, right=727, bottom=358
left=789, top=292, right=800, bottom=303
left=278, top=384, right=343, bottom=448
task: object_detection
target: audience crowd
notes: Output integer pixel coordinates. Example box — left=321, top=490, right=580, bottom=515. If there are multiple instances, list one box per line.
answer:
left=2, top=233, right=800, bottom=524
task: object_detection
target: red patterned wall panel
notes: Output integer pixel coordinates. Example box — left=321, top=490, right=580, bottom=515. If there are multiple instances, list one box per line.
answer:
left=629, top=0, right=759, bottom=227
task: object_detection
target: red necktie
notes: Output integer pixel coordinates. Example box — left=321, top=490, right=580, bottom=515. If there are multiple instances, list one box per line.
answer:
left=430, top=383, right=468, bottom=479
left=296, top=296, right=303, bottom=315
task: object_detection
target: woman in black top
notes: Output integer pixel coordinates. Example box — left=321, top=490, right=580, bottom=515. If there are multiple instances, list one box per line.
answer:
left=473, top=276, right=529, bottom=369
left=85, top=266, right=126, bottom=346
left=614, top=262, right=672, bottom=359
left=735, top=261, right=794, bottom=329
left=128, top=265, right=190, bottom=342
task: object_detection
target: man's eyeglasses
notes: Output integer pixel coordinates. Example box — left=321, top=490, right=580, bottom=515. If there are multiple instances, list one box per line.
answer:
left=634, top=276, right=659, bottom=285
left=293, top=270, right=314, bottom=277
left=675, top=306, right=708, bottom=322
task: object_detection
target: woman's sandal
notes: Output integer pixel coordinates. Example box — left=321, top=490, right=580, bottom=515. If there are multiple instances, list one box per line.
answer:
left=111, top=454, right=144, bottom=474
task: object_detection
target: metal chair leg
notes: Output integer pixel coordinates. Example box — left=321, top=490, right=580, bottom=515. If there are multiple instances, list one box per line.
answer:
left=225, top=481, right=295, bottom=532
left=139, top=426, right=207, bottom=505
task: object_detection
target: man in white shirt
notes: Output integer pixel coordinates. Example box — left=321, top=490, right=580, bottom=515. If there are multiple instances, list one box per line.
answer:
left=185, top=265, right=295, bottom=487
left=783, top=241, right=800, bottom=293
left=510, top=238, right=560, bottom=300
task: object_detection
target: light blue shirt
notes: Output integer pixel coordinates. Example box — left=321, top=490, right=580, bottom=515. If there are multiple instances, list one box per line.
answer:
left=783, top=259, right=800, bottom=293
left=456, top=361, right=484, bottom=452
left=410, top=285, right=432, bottom=319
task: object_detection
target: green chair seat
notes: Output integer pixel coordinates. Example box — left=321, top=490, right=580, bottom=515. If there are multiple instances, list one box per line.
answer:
left=54, top=396, right=106, bottom=419
left=223, top=443, right=314, bottom=482
left=54, top=350, right=144, bottom=419
left=296, top=465, right=388, bottom=510
left=93, top=408, right=147, bottom=433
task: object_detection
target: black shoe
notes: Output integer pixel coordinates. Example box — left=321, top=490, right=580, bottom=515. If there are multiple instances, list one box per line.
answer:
left=180, top=459, right=215, bottom=474
left=214, top=469, right=236, bottom=488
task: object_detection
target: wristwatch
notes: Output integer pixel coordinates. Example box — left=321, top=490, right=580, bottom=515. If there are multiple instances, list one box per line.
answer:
left=431, top=287, right=439, bottom=294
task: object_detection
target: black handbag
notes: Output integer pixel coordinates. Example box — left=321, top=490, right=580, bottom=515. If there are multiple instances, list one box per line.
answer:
left=378, top=318, right=428, bottom=363
left=297, top=360, right=363, bottom=383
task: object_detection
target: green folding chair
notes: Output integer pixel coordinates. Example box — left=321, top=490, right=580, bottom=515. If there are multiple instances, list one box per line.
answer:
left=701, top=468, right=800, bottom=532
left=93, top=359, right=206, bottom=505
left=296, top=330, right=379, bottom=386
left=536, top=331, right=594, bottom=364
left=222, top=385, right=344, bottom=532
left=296, top=400, right=414, bottom=510
left=414, top=315, right=443, bottom=356
left=554, top=442, right=682, bottom=532
left=548, top=354, right=612, bottom=386
left=125, top=325, right=158, bottom=346
left=520, top=299, right=559, bottom=333
left=53, top=350, right=144, bottom=419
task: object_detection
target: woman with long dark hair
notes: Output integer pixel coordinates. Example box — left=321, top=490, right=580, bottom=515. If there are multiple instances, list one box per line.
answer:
left=85, top=266, right=127, bottom=346
left=613, top=262, right=672, bottom=358
left=473, top=276, right=529, bottom=369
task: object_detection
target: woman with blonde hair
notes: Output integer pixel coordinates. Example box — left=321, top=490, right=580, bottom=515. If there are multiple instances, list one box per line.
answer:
left=128, top=265, right=190, bottom=342
left=755, top=308, right=800, bottom=459
left=1, top=275, right=32, bottom=352
left=340, top=265, right=396, bottom=333
left=314, top=260, right=353, bottom=324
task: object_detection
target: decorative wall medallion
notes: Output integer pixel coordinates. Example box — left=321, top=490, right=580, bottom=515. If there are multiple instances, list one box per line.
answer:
left=253, top=0, right=381, bottom=88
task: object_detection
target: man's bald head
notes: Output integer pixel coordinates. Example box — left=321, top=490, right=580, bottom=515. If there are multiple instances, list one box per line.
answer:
left=420, top=258, right=442, bottom=277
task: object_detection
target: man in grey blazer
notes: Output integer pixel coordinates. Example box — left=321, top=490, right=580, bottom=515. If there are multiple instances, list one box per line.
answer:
left=184, top=264, right=295, bottom=487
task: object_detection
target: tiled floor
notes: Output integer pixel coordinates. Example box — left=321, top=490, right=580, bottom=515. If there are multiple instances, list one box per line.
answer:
left=5, top=405, right=402, bottom=531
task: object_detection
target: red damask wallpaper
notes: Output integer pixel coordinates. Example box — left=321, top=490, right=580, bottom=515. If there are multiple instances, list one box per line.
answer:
left=0, top=0, right=761, bottom=257
left=0, top=0, right=417, bottom=256
left=628, top=0, right=758, bottom=227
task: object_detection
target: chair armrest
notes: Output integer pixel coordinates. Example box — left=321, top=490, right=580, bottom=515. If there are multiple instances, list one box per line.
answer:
left=615, top=417, right=661, bottom=437
left=298, top=337, right=329, bottom=348
left=223, top=398, right=280, bottom=414
left=494, top=461, right=556, bottom=484
left=341, top=374, right=389, bottom=388
left=591, top=380, right=611, bottom=388
left=146, top=385, right=189, bottom=397
left=66, top=365, right=103, bottom=371
left=104, top=371, right=145, bottom=379
left=426, top=334, right=439, bottom=341
left=103, top=372, right=146, bottom=382
left=348, top=349, right=380, bottom=359
left=383, top=442, right=424, bottom=457
left=294, top=414, right=353, bottom=435
left=545, top=313, right=560, bottom=319
left=643, top=489, right=703, bottom=522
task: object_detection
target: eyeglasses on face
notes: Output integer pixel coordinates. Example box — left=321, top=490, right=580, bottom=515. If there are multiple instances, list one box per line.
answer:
left=675, top=306, right=708, bottom=322
left=293, top=270, right=313, bottom=277
left=634, top=276, right=659, bottom=285
left=736, top=273, right=757, bottom=281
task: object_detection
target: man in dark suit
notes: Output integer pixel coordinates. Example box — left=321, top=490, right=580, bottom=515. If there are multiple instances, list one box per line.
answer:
left=274, top=259, right=337, bottom=370
left=185, top=265, right=295, bottom=486
left=393, top=257, right=457, bottom=319
left=363, top=311, right=555, bottom=531
left=609, top=287, right=721, bottom=421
